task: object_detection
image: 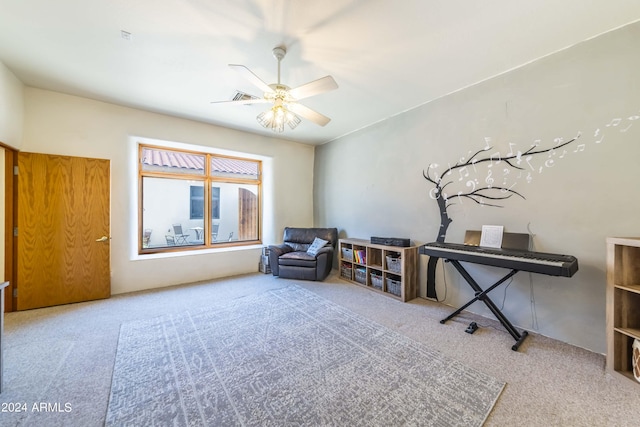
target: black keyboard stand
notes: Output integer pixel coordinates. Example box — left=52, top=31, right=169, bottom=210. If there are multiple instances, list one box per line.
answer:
left=441, top=259, right=529, bottom=351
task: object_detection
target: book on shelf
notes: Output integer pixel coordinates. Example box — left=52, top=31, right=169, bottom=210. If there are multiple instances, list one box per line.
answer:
left=354, top=249, right=366, bottom=264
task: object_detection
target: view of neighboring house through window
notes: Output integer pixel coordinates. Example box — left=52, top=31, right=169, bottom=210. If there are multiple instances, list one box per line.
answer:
left=189, top=186, right=220, bottom=220
left=139, top=145, right=261, bottom=252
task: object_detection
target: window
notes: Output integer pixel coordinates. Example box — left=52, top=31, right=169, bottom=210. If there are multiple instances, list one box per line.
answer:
left=190, top=186, right=220, bottom=220
left=211, top=187, right=220, bottom=219
left=189, top=186, right=204, bottom=219
left=139, top=145, right=261, bottom=252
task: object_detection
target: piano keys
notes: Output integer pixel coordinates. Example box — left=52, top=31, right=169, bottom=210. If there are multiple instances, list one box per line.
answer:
left=420, top=241, right=579, bottom=277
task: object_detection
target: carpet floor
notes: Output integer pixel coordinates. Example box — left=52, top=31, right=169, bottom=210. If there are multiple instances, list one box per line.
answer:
left=106, top=286, right=504, bottom=426
left=2, top=272, right=640, bottom=426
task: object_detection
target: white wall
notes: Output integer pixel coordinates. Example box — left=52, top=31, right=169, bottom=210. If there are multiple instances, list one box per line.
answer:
left=21, top=88, right=315, bottom=294
left=314, top=22, right=640, bottom=354
left=0, top=61, right=24, bottom=149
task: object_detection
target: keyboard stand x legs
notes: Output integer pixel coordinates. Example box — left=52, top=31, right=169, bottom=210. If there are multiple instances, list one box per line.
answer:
left=440, top=259, right=529, bottom=351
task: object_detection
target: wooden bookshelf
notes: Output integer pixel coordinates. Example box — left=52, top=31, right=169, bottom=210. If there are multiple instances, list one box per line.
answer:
left=606, top=237, right=640, bottom=384
left=338, top=238, right=418, bottom=302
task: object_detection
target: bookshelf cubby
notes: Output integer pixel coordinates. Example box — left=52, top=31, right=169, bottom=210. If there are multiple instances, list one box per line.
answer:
left=606, top=237, right=640, bottom=384
left=338, top=238, right=418, bottom=302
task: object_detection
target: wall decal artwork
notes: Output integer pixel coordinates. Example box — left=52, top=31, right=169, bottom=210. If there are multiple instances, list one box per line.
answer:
left=422, top=113, right=639, bottom=299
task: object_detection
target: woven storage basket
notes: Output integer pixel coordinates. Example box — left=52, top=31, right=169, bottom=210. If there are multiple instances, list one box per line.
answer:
left=386, top=277, right=401, bottom=296
left=370, top=274, right=383, bottom=290
left=386, top=255, right=401, bottom=273
left=340, top=263, right=353, bottom=280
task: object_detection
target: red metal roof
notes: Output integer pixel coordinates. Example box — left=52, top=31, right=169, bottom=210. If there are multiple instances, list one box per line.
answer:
left=141, top=148, right=258, bottom=175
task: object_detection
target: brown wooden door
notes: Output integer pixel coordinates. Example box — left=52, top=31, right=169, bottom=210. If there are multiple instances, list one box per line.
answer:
left=16, top=152, right=110, bottom=310
left=238, top=188, right=257, bottom=241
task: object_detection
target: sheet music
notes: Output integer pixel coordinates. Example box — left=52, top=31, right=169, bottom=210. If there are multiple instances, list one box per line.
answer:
left=480, top=225, right=504, bottom=248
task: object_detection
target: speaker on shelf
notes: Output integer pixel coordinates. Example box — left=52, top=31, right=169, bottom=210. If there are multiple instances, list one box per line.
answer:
left=370, top=236, right=411, bottom=247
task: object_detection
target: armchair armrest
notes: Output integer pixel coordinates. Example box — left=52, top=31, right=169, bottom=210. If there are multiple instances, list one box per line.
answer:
left=268, top=244, right=293, bottom=276
left=314, top=246, right=335, bottom=279
left=313, top=246, right=334, bottom=258
left=269, top=243, right=293, bottom=257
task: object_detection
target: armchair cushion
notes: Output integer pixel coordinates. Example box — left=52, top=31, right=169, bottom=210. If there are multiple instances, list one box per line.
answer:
left=279, top=251, right=318, bottom=268
left=307, top=237, right=329, bottom=256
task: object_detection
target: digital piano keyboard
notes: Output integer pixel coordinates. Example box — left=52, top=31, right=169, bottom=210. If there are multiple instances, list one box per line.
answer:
left=420, top=241, right=579, bottom=277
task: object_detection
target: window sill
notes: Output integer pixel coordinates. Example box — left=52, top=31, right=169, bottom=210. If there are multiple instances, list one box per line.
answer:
left=132, top=243, right=263, bottom=261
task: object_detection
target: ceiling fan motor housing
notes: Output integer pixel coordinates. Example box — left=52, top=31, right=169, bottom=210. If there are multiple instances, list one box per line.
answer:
left=272, top=46, right=286, bottom=61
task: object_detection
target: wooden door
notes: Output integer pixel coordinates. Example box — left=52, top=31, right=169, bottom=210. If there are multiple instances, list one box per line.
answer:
left=238, top=188, right=257, bottom=241
left=17, top=152, right=110, bottom=310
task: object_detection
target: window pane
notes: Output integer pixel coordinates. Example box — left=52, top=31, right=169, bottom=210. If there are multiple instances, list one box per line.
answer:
left=141, top=147, right=205, bottom=176
left=211, top=182, right=259, bottom=243
left=211, top=186, right=220, bottom=219
left=210, top=155, right=259, bottom=179
left=142, top=177, right=204, bottom=247
left=190, top=186, right=204, bottom=219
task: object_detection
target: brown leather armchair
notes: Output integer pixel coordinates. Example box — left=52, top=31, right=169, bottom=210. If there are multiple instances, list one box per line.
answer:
left=269, top=227, right=338, bottom=281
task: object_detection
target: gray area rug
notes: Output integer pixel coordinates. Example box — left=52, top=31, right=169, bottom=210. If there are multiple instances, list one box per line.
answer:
left=106, top=285, right=504, bottom=426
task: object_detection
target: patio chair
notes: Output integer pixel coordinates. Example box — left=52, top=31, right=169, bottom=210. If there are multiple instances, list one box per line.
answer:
left=211, top=223, right=219, bottom=242
left=142, top=229, right=152, bottom=248
left=172, top=224, right=190, bottom=244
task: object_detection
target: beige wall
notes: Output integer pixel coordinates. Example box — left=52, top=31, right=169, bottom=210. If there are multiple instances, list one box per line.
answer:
left=0, top=61, right=23, bottom=149
left=314, top=21, right=640, bottom=354
left=20, top=88, right=315, bottom=294
left=0, top=62, right=23, bottom=289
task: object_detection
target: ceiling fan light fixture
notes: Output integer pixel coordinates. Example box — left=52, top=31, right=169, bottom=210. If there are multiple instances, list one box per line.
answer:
left=285, top=110, right=301, bottom=129
left=256, top=105, right=300, bottom=133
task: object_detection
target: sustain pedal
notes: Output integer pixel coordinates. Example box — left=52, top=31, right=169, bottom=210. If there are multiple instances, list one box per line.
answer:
left=465, top=322, right=478, bottom=334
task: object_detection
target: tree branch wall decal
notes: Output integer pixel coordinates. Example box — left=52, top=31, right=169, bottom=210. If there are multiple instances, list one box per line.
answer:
left=422, top=112, right=639, bottom=299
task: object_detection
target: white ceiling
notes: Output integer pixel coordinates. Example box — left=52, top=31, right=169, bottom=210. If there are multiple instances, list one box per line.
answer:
left=2, top=1, right=640, bottom=145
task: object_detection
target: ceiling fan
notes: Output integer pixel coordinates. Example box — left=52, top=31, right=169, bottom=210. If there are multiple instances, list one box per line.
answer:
left=213, top=46, right=338, bottom=132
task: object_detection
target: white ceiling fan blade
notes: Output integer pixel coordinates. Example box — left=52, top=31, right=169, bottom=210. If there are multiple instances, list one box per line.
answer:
left=229, top=64, right=275, bottom=95
left=287, top=102, right=331, bottom=127
left=288, top=75, right=338, bottom=100
left=210, top=98, right=270, bottom=106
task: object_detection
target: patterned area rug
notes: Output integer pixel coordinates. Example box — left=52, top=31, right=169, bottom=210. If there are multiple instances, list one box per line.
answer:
left=106, top=286, right=504, bottom=426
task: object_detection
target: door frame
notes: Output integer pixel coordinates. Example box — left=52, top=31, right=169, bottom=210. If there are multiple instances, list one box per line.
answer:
left=1, top=145, right=16, bottom=312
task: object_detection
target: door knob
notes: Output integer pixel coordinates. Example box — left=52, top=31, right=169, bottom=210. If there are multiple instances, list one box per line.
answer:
left=96, top=236, right=110, bottom=242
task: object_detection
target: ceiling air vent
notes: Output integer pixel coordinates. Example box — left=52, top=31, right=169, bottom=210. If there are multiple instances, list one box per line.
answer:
left=232, top=91, right=259, bottom=103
